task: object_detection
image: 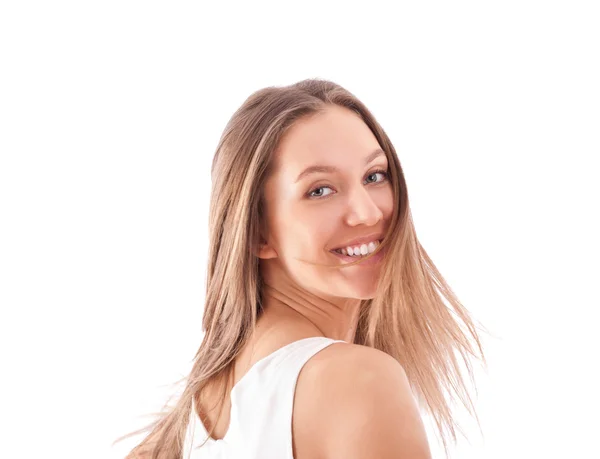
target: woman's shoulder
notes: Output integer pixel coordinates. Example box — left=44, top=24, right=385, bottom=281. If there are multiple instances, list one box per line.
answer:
left=295, top=342, right=431, bottom=458
left=292, top=342, right=414, bottom=459
left=302, top=340, right=404, bottom=377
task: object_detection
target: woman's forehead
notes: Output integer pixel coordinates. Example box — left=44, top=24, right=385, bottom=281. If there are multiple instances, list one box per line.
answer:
left=272, top=108, right=380, bottom=178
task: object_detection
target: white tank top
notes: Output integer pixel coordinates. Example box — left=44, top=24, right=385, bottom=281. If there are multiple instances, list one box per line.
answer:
left=182, top=336, right=347, bottom=458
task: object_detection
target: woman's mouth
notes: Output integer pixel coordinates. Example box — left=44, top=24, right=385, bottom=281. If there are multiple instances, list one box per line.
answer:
left=329, top=239, right=385, bottom=265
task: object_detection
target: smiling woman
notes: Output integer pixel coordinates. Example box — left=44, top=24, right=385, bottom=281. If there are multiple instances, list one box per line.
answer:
left=116, top=78, right=487, bottom=459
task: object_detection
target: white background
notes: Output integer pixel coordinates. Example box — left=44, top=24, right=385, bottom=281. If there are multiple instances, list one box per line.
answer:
left=1, top=1, right=598, bottom=458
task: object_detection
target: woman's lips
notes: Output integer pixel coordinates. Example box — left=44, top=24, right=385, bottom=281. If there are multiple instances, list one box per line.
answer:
left=330, top=245, right=386, bottom=266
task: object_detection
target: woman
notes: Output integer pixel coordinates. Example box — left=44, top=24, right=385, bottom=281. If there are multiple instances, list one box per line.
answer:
left=120, top=78, right=486, bottom=458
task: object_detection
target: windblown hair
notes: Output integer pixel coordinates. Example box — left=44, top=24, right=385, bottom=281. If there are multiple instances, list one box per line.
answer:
left=116, top=78, right=487, bottom=458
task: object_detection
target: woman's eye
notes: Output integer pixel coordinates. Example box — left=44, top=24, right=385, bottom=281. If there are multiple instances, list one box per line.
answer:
left=308, top=186, right=334, bottom=198
left=306, top=170, right=388, bottom=200
left=365, top=170, right=388, bottom=184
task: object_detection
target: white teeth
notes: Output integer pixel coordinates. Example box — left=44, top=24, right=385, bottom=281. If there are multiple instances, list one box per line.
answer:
left=335, top=240, right=380, bottom=257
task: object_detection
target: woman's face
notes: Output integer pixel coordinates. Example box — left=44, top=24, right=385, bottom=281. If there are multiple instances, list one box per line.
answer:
left=260, top=104, right=394, bottom=300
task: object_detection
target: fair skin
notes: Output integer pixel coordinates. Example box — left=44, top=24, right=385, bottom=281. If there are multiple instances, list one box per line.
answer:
left=256, top=103, right=394, bottom=343
left=254, top=105, right=430, bottom=459
left=198, top=104, right=431, bottom=458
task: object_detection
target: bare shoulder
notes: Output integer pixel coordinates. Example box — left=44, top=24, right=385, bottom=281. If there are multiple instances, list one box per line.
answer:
left=293, top=342, right=432, bottom=459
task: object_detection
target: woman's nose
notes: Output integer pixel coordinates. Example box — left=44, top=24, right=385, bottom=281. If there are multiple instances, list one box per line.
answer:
left=344, top=186, right=384, bottom=227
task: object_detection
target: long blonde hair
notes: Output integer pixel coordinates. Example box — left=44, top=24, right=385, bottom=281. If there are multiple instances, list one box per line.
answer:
left=117, top=78, right=487, bottom=458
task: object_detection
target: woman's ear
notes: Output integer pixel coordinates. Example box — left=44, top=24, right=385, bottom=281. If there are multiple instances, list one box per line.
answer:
left=256, top=241, right=277, bottom=260
left=253, top=215, right=277, bottom=259
left=250, top=233, right=277, bottom=259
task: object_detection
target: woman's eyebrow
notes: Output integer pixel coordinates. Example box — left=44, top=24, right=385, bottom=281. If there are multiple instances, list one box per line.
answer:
left=294, top=148, right=385, bottom=183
